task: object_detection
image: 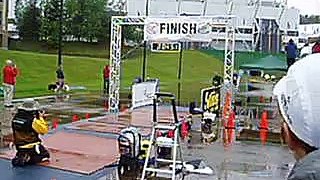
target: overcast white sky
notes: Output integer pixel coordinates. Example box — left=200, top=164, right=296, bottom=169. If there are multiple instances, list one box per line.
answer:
left=287, top=0, right=320, bottom=15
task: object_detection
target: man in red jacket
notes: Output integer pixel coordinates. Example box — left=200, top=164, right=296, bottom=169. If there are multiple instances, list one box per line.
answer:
left=3, top=59, right=18, bottom=107
left=103, top=65, right=110, bottom=94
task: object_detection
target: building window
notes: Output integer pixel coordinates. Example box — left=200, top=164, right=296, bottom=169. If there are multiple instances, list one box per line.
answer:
left=212, top=27, right=226, bottom=33
left=287, top=31, right=298, bottom=36
left=238, top=28, right=252, bottom=34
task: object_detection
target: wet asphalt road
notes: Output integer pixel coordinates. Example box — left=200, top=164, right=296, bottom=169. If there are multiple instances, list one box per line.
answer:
left=182, top=141, right=293, bottom=180
left=1, top=94, right=294, bottom=180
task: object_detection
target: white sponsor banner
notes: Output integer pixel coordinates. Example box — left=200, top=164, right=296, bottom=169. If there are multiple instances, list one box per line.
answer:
left=132, top=81, right=159, bottom=109
left=144, top=17, right=213, bottom=42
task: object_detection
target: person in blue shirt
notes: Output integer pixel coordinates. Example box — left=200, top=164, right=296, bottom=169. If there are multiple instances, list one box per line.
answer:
left=285, top=39, right=298, bottom=70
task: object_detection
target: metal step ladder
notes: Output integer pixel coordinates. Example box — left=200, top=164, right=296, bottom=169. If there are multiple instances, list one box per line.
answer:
left=141, top=92, right=185, bottom=180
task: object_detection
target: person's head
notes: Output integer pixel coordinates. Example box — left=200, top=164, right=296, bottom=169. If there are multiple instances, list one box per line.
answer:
left=6, top=59, right=13, bottom=66
left=274, top=54, right=320, bottom=160
left=289, top=39, right=294, bottom=44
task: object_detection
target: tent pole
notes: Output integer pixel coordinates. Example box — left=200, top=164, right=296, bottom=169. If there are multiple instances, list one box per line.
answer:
left=177, top=42, right=183, bottom=106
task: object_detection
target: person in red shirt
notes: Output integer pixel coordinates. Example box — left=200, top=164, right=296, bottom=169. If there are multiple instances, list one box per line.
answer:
left=312, top=39, right=320, bottom=54
left=3, top=59, right=18, bottom=107
left=103, top=65, right=110, bottom=94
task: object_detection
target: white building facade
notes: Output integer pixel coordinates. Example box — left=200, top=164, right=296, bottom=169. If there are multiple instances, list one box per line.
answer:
left=127, top=0, right=300, bottom=52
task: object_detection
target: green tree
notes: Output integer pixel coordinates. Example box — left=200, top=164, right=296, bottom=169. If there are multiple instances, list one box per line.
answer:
left=14, top=0, right=25, bottom=38
left=40, top=0, right=66, bottom=47
left=64, top=0, right=85, bottom=41
left=15, top=0, right=42, bottom=40
left=64, top=0, right=109, bottom=42
left=122, top=25, right=143, bottom=44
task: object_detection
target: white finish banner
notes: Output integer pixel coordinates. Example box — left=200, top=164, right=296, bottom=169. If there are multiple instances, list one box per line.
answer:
left=144, top=17, right=213, bottom=42
left=132, top=80, right=159, bottom=109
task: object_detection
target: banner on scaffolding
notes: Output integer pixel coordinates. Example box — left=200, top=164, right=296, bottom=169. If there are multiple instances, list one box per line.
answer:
left=132, top=80, right=160, bottom=109
left=201, top=86, right=221, bottom=114
left=144, top=17, right=213, bottom=42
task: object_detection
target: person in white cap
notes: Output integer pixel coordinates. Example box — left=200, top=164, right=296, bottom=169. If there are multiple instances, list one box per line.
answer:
left=273, top=53, right=320, bottom=180
left=2, top=59, right=18, bottom=108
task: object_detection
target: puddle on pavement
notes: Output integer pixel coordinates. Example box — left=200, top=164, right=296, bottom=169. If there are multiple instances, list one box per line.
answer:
left=33, top=94, right=112, bottom=124
left=0, top=93, right=294, bottom=180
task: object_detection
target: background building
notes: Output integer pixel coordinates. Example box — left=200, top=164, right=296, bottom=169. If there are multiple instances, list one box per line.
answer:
left=2, top=0, right=300, bottom=52
left=299, top=23, right=320, bottom=42
left=1, top=0, right=9, bottom=49
left=127, top=0, right=300, bottom=52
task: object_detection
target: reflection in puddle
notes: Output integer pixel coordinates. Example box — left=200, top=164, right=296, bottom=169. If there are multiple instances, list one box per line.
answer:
left=224, top=162, right=269, bottom=173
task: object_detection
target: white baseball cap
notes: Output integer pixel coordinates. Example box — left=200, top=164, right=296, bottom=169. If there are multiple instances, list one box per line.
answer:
left=6, top=59, right=12, bottom=65
left=273, top=53, right=320, bottom=148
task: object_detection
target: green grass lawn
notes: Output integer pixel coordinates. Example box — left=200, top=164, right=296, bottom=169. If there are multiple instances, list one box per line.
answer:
left=0, top=50, right=107, bottom=97
left=0, top=49, right=223, bottom=103
left=9, top=40, right=109, bottom=59
left=122, top=51, right=224, bottom=103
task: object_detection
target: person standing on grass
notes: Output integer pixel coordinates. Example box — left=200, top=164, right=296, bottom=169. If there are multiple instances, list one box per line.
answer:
left=56, top=66, right=65, bottom=91
left=285, top=39, right=298, bottom=70
left=103, top=65, right=110, bottom=94
left=273, top=53, right=320, bottom=180
left=2, top=59, right=18, bottom=108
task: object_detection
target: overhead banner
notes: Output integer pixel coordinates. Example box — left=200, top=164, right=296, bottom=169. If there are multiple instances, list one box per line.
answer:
left=144, top=17, right=213, bottom=42
left=201, top=86, right=221, bottom=114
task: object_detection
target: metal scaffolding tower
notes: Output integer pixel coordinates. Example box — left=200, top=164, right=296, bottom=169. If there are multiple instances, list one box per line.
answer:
left=252, top=0, right=262, bottom=51
left=108, top=17, right=145, bottom=113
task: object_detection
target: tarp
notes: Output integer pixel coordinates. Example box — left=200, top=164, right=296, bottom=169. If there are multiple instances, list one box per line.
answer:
left=240, top=55, right=287, bottom=71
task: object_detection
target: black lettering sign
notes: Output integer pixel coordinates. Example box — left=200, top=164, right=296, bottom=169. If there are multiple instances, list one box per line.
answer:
left=158, top=22, right=199, bottom=35
left=160, top=23, right=166, bottom=34
left=151, top=42, right=181, bottom=52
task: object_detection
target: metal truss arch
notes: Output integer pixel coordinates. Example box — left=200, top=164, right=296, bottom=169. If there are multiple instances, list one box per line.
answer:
left=109, top=16, right=236, bottom=113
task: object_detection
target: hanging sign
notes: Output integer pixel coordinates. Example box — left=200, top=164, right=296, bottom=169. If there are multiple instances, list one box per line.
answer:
left=132, top=80, right=159, bottom=109
left=201, top=86, right=221, bottom=114
left=144, top=17, right=213, bottom=42
left=151, top=42, right=181, bottom=53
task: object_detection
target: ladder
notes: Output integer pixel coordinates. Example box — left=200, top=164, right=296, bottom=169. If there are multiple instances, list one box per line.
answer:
left=141, top=92, right=185, bottom=180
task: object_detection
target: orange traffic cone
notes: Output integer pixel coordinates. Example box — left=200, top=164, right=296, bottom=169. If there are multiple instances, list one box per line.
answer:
left=226, top=110, right=236, bottom=129
left=52, top=119, right=59, bottom=129
left=224, top=110, right=236, bottom=146
left=104, top=101, right=109, bottom=111
left=260, top=111, right=269, bottom=130
left=260, top=111, right=269, bottom=145
left=85, top=113, right=91, bottom=119
left=72, top=114, right=80, bottom=122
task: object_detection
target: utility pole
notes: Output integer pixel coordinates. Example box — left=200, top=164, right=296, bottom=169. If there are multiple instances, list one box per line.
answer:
left=142, top=0, right=149, bottom=82
left=58, top=0, right=63, bottom=68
